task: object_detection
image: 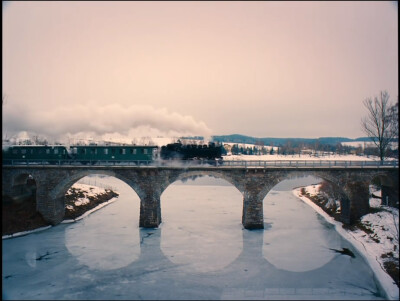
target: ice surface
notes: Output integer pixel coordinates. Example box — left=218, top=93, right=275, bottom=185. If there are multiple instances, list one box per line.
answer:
left=263, top=190, right=338, bottom=272
left=2, top=175, right=389, bottom=300
left=161, top=184, right=243, bottom=273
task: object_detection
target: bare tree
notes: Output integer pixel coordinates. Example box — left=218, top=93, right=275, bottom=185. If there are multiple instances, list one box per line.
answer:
left=388, top=99, right=399, bottom=142
left=361, top=91, right=397, bottom=162
left=391, top=210, right=399, bottom=247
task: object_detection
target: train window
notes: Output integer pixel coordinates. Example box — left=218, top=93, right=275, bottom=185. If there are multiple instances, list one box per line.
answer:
left=143, top=149, right=147, bottom=154
left=54, top=148, right=59, bottom=154
left=130, top=149, right=137, bottom=154
left=104, top=148, right=108, bottom=155
left=30, top=149, right=34, bottom=154
left=121, top=148, right=126, bottom=155
left=21, top=149, right=27, bottom=154
left=46, top=149, right=50, bottom=154
left=111, top=149, right=115, bottom=155
left=119, top=149, right=123, bottom=154
left=94, top=149, right=97, bottom=155
left=90, top=148, right=95, bottom=154
left=12, top=149, right=18, bottom=154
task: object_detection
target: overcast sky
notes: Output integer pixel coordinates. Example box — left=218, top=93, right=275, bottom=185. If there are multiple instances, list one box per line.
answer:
left=2, top=1, right=398, bottom=142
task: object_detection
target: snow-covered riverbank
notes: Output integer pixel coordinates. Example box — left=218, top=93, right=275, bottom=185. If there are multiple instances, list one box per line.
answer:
left=294, top=185, right=399, bottom=300
left=2, top=183, right=118, bottom=240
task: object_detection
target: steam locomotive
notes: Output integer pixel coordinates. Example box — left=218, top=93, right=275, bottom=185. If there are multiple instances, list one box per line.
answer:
left=2, top=141, right=224, bottom=164
left=160, top=141, right=223, bottom=160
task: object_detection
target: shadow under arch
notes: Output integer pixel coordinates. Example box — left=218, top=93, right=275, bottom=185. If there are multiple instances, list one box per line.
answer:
left=12, top=172, right=32, bottom=186
left=7, top=172, right=37, bottom=200
left=160, top=171, right=244, bottom=273
left=369, top=172, right=399, bottom=207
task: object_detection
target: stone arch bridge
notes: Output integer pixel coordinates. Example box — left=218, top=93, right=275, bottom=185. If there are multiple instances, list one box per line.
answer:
left=2, top=165, right=398, bottom=229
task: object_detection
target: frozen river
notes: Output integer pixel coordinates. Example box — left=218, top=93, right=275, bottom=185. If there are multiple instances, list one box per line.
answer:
left=2, top=175, right=386, bottom=300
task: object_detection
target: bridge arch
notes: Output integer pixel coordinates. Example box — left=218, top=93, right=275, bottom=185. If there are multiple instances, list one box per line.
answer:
left=7, top=172, right=37, bottom=197
left=49, top=169, right=143, bottom=202
left=159, top=169, right=241, bottom=195
left=43, top=169, right=145, bottom=225
left=259, top=169, right=369, bottom=224
left=12, top=172, right=32, bottom=187
left=368, top=171, right=399, bottom=207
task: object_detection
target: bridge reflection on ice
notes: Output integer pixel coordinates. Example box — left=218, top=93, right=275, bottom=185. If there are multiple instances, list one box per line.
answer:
left=263, top=190, right=340, bottom=272
left=262, top=175, right=340, bottom=272
left=65, top=175, right=141, bottom=270
left=160, top=180, right=243, bottom=273
left=65, top=175, right=245, bottom=272
left=64, top=174, right=367, bottom=275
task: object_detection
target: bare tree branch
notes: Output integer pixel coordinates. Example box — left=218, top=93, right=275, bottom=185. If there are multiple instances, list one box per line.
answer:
left=361, top=91, right=396, bottom=161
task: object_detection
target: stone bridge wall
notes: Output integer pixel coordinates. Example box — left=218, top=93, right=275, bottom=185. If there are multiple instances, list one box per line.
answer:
left=2, top=166, right=398, bottom=228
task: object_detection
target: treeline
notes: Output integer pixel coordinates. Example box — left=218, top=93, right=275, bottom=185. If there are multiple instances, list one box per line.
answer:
left=226, top=141, right=398, bottom=158
left=212, top=134, right=373, bottom=146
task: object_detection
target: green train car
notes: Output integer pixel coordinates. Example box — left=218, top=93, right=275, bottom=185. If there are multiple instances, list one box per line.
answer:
left=2, top=145, right=70, bottom=162
left=69, top=145, right=158, bottom=163
left=2, top=145, right=158, bottom=164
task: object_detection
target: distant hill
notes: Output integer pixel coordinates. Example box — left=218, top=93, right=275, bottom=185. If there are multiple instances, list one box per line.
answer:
left=210, top=134, right=372, bottom=146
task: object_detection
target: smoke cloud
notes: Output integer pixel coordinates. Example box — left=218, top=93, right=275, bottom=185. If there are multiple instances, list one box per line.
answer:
left=3, top=103, right=213, bottom=143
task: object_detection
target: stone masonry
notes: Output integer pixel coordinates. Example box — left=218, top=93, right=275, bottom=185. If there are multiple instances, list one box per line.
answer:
left=2, top=165, right=398, bottom=228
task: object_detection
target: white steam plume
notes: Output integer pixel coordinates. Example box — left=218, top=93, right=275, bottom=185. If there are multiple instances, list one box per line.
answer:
left=3, top=103, right=213, bottom=142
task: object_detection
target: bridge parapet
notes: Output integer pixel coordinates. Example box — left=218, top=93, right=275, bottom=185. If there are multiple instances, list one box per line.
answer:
left=2, top=159, right=399, bottom=168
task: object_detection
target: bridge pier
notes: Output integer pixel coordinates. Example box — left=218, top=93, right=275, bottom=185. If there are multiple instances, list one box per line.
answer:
left=343, top=180, right=370, bottom=224
left=242, top=194, right=264, bottom=229
left=139, top=195, right=161, bottom=228
left=381, top=185, right=399, bottom=207
left=380, top=172, right=399, bottom=207
left=36, top=182, right=65, bottom=225
left=137, top=175, right=162, bottom=228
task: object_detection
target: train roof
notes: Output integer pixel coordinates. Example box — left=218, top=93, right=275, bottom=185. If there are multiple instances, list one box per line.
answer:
left=70, top=145, right=158, bottom=148
left=2, top=144, right=158, bottom=150
left=2, top=145, right=67, bottom=148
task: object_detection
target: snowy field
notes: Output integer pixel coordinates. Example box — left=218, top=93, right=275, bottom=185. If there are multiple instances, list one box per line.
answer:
left=341, top=141, right=398, bottom=150
left=222, top=153, right=381, bottom=161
